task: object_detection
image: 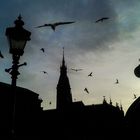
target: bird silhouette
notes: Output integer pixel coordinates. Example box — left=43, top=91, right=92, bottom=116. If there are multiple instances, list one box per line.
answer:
left=49, top=101, right=51, bottom=105
left=88, top=72, right=93, bottom=77
left=40, top=48, right=45, bottom=53
left=95, top=17, right=109, bottom=23
left=36, top=21, right=75, bottom=31
left=84, top=88, right=89, bottom=94
left=115, top=79, right=119, bottom=84
left=71, top=68, right=83, bottom=72
left=0, top=51, right=4, bottom=58
left=41, top=71, right=48, bottom=74
left=133, top=94, right=137, bottom=99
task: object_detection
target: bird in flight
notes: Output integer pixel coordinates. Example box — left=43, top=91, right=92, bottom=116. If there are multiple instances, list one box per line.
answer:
left=95, top=17, right=109, bottom=23
left=133, top=94, right=137, bottom=99
left=115, top=79, right=119, bottom=84
left=71, top=68, right=83, bottom=72
left=0, top=51, right=4, bottom=58
left=84, top=88, right=89, bottom=94
left=41, top=71, right=48, bottom=74
left=88, top=72, right=93, bottom=77
left=40, top=48, right=45, bottom=53
left=35, top=21, right=75, bottom=31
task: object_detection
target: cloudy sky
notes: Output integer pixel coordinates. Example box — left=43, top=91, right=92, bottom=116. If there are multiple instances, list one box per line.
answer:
left=0, top=0, right=140, bottom=113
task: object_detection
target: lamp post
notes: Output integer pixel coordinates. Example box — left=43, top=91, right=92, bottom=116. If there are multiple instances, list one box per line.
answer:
left=5, top=15, right=31, bottom=137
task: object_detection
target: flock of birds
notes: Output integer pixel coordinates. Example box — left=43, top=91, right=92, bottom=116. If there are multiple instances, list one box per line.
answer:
left=70, top=69, right=138, bottom=102
left=39, top=48, right=124, bottom=105
left=70, top=65, right=120, bottom=94
left=35, top=17, right=110, bottom=31
left=0, top=16, right=138, bottom=105
left=71, top=69, right=93, bottom=94
left=0, top=16, right=110, bottom=59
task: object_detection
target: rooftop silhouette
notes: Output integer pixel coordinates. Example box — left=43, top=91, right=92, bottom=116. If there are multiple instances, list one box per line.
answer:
left=1, top=50, right=138, bottom=139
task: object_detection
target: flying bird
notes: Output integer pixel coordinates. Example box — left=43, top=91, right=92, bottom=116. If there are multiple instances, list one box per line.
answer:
left=84, top=88, right=89, bottom=94
left=88, top=72, right=93, bottom=77
left=95, top=17, right=109, bottom=23
left=41, top=71, right=48, bottom=74
left=71, top=68, right=83, bottom=72
left=35, top=21, right=75, bottom=31
left=40, top=48, right=45, bottom=53
left=0, top=51, right=4, bottom=58
left=115, top=79, right=119, bottom=84
left=133, top=94, right=137, bottom=99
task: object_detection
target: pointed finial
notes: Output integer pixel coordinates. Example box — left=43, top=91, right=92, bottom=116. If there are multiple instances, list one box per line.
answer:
left=62, top=47, right=65, bottom=66
left=14, top=14, right=24, bottom=26
left=109, top=97, right=112, bottom=105
left=103, top=96, right=107, bottom=104
left=63, top=47, right=64, bottom=56
left=120, top=101, right=123, bottom=111
left=116, top=102, right=119, bottom=107
left=120, top=104, right=123, bottom=110
left=18, top=14, right=22, bottom=20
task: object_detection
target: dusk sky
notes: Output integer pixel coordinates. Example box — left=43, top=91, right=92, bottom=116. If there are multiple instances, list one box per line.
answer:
left=0, top=0, right=140, bottom=113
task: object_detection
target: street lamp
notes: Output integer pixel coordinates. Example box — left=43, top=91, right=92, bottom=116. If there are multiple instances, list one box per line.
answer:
left=5, top=15, right=31, bottom=136
left=5, top=15, right=31, bottom=86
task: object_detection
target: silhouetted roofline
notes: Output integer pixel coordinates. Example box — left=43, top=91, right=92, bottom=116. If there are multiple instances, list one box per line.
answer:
left=0, top=81, right=39, bottom=97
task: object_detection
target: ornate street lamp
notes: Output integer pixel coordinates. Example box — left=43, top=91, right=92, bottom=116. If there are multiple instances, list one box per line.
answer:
left=5, top=15, right=31, bottom=86
left=5, top=15, right=31, bottom=136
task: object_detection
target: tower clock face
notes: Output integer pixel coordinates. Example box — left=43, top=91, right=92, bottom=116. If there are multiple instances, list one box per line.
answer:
left=134, top=65, right=140, bottom=78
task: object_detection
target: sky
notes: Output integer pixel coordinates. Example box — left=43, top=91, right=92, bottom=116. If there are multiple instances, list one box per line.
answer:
left=0, top=0, right=140, bottom=113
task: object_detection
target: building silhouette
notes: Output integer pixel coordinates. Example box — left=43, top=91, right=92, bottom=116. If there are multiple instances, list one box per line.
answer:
left=42, top=51, right=125, bottom=139
left=0, top=50, right=138, bottom=139
left=0, top=82, right=42, bottom=139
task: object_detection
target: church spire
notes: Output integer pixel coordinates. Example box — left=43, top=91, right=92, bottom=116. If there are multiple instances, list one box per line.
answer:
left=57, top=48, right=72, bottom=110
left=60, top=47, right=67, bottom=75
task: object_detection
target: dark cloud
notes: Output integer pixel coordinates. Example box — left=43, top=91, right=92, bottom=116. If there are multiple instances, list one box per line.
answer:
left=1, top=0, right=140, bottom=75
left=0, top=0, right=121, bottom=55
left=1, top=0, right=140, bottom=53
left=22, top=0, right=119, bottom=55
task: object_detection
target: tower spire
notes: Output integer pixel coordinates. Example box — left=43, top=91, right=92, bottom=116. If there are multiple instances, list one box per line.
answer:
left=62, top=47, right=65, bottom=66
left=57, top=47, right=72, bottom=110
